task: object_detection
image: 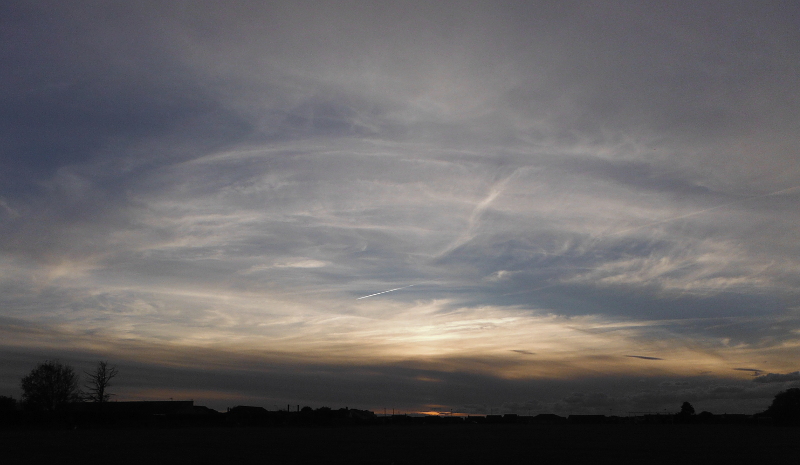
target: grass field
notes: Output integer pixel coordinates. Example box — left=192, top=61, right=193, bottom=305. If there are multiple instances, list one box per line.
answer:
left=2, top=424, right=798, bottom=464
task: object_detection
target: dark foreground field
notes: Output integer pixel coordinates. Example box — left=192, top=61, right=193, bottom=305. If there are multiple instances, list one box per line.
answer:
left=2, top=424, right=798, bottom=464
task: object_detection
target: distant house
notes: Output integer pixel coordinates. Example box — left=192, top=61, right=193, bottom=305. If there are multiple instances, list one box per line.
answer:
left=532, top=413, right=566, bottom=424
left=226, top=405, right=269, bottom=416
left=345, top=408, right=377, bottom=421
left=225, top=405, right=270, bottom=425
left=72, top=400, right=198, bottom=415
left=64, top=400, right=221, bottom=427
left=106, top=401, right=197, bottom=415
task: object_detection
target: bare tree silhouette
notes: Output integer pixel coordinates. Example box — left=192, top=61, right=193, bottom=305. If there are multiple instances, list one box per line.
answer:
left=84, top=361, right=119, bottom=403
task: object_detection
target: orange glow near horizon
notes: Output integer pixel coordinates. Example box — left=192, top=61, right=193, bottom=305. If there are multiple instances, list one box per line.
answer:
left=2, top=295, right=797, bottom=384
left=416, top=411, right=472, bottom=417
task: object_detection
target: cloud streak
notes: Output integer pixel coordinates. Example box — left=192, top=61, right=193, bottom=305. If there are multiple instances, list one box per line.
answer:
left=753, top=372, right=800, bottom=384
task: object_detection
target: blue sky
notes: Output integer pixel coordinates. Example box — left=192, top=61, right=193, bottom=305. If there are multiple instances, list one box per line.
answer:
left=1, top=0, right=799, bottom=414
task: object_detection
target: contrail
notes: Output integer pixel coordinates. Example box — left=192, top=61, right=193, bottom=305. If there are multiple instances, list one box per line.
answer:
left=357, top=285, right=414, bottom=300
left=436, top=169, right=522, bottom=258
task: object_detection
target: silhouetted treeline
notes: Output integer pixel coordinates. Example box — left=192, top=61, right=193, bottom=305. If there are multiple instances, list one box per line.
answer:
left=226, top=405, right=377, bottom=427
left=0, top=403, right=794, bottom=430
left=4, top=388, right=800, bottom=429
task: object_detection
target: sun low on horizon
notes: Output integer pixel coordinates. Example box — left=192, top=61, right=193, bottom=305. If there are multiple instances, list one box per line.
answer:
left=2, top=0, right=800, bottom=416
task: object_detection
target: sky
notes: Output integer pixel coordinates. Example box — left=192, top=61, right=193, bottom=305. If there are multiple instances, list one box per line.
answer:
left=2, top=0, right=799, bottom=415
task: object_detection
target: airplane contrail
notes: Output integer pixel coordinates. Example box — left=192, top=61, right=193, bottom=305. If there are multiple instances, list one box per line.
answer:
left=356, top=284, right=414, bottom=300
left=436, top=169, right=522, bottom=258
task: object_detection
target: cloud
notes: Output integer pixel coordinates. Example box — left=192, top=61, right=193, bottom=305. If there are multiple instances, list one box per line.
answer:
left=2, top=0, right=800, bottom=413
left=510, top=350, right=535, bottom=355
left=753, top=372, right=800, bottom=384
left=733, top=368, right=763, bottom=376
left=244, top=259, right=330, bottom=273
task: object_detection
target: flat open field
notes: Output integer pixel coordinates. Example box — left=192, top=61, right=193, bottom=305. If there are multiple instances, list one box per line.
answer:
left=2, top=424, right=798, bottom=464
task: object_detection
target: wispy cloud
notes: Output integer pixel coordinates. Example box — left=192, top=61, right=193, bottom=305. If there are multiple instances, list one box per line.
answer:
left=753, top=372, right=800, bottom=383
left=733, top=368, right=763, bottom=376
left=1, top=0, right=799, bottom=413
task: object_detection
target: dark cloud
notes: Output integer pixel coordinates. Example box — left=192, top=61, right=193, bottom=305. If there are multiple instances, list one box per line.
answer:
left=510, top=350, right=535, bottom=355
left=659, top=381, right=690, bottom=387
left=626, top=356, right=664, bottom=361
left=733, top=368, right=763, bottom=376
left=753, top=372, right=800, bottom=384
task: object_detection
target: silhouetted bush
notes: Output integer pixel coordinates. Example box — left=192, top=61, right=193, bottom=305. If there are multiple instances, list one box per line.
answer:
left=765, top=388, right=800, bottom=425
left=680, top=401, right=695, bottom=416
left=0, top=396, right=16, bottom=411
left=676, top=401, right=696, bottom=423
left=20, top=360, right=81, bottom=413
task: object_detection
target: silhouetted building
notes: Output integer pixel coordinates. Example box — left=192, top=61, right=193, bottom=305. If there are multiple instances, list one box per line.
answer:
left=227, top=405, right=268, bottom=416
left=108, top=401, right=196, bottom=415
left=70, top=400, right=198, bottom=416
left=532, top=413, right=566, bottom=424
left=226, top=405, right=270, bottom=426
